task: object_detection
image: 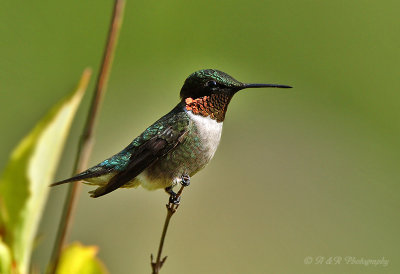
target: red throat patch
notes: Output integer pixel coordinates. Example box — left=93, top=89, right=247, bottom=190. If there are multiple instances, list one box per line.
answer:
left=185, top=94, right=231, bottom=122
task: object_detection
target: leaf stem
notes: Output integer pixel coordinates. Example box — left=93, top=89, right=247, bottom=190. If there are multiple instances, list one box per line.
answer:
left=151, top=185, right=185, bottom=274
left=48, top=1, right=125, bottom=273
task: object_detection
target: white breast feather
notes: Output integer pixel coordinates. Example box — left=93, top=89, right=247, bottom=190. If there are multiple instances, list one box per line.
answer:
left=187, top=111, right=223, bottom=160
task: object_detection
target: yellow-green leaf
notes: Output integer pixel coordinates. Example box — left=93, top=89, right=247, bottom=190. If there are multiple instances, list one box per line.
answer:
left=56, top=242, right=108, bottom=274
left=0, top=237, right=12, bottom=274
left=0, top=69, right=91, bottom=274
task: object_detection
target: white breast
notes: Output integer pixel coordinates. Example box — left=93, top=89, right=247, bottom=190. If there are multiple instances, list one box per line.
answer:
left=187, top=111, right=223, bottom=160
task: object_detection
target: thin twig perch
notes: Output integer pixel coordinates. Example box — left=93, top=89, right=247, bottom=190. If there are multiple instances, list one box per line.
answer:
left=48, top=1, right=125, bottom=273
left=151, top=185, right=185, bottom=274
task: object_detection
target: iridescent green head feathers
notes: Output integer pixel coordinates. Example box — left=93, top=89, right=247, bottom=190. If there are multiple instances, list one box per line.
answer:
left=180, top=69, right=292, bottom=100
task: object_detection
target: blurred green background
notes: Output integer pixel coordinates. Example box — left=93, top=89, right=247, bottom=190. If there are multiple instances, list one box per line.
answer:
left=1, top=0, right=399, bottom=273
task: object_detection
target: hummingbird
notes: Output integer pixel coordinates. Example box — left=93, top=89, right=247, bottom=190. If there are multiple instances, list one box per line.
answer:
left=51, top=69, right=291, bottom=203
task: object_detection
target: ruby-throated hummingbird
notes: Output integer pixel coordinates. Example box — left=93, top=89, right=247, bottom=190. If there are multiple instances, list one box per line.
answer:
left=51, top=69, right=291, bottom=202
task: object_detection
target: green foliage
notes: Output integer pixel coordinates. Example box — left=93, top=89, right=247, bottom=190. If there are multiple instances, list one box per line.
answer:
left=0, top=238, right=12, bottom=274
left=56, top=242, right=108, bottom=274
left=0, top=70, right=90, bottom=273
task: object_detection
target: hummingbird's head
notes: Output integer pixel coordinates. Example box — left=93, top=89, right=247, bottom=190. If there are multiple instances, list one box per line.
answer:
left=180, top=69, right=292, bottom=122
left=180, top=69, right=244, bottom=100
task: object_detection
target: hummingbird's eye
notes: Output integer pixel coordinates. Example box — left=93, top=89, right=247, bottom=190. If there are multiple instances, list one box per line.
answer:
left=205, top=80, right=218, bottom=89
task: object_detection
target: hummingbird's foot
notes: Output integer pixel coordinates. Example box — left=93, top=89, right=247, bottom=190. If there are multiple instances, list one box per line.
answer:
left=165, top=176, right=188, bottom=205
left=169, top=194, right=181, bottom=205
left=180, top=174, right=190, bottom=187
left=165, top=186, right=180, bottom=205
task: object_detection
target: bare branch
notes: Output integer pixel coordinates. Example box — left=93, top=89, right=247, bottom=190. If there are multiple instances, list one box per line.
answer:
left=151, top=185, right=185, bottom=274
left=48, top=1, right=125, bottom=273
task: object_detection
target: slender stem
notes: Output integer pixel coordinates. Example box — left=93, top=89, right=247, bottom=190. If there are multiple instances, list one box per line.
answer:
left=48, top=1, right=125, bottom=273
left=151, top=185, right=185, bottom=274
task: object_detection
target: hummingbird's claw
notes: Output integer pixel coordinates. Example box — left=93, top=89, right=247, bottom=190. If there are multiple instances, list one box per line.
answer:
left=169, top=194, right=181, bottom=205
left=165, top=186, right=180, bottom=204
left=180, top=174, right=190, bottom=187
left=165, top=186, right=176, bottom=196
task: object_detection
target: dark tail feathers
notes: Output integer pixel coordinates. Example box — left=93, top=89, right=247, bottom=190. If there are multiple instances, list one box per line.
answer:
left=50, top=172, right=92, bottom=187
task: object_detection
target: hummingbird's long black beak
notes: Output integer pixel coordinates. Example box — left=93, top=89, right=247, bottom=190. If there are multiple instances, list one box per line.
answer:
left=243, top=83, right=292, bottom=89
